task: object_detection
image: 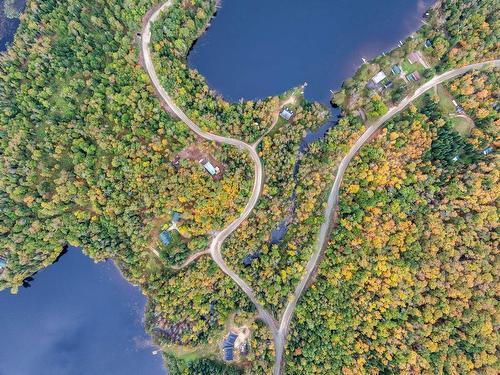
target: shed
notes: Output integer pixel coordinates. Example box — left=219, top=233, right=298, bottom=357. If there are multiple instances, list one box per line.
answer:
left=280, top=107, right=294, bottom=121
left=160, top=231, right=172, bottom=246
left=424, top=39, right=432, bottom=48
left=0, top=258, right=6, bottom=269
left=371, top=71, right=387, bottom=85
left=408, top=52, right=419, bottom=64
left=391, top=65, right=402, bottom=75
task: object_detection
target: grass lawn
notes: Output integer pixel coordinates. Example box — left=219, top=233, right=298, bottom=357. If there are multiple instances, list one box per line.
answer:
left=434, top=85, right=475, bottom=136
left=436, top=85, right=456, bottom=113
left=401, top=60, right=425, bottom=75
left=165, top=343, right=215, bottom=361
left=451, top=116, right=475, bottom=136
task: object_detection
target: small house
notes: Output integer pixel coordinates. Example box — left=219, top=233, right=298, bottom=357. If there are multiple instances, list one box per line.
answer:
left=200, top=159, right=218, bottom=176
left=242, top=251, right=261, bottom=267
left=243, top=255, right=253, bottom=267
left=482, top=146, right=494, bottom=155
left=160, top=231, right=172, bottom=246
left=406, top=71, right=421, bottom=82
left=280, top=107, right=294, bottom=121
left=223, top=332, right=238, bottom=361
left=424, top=39, right=432, bottom=48
left=371, top=71, right=387, bottom=85
left=391, top=65, right=402, bottom=75
left=407, top=52, right=419, bottom=64
left=452, top=100, right=465, bottom=114
left=0, top=257, right=6, bottom=270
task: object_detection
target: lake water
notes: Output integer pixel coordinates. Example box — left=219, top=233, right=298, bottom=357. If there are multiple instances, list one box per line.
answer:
left=0, top=247, right=165, bottom=375
left=1, top=0, right=433, bottom=373
left=189, top=0, right=434, bottom=104
left=0, top=0, right=25, bottom=51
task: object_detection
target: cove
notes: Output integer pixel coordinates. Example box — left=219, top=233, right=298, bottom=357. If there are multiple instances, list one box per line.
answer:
left=0, top=247, right=166, bottom=375
left=188, top=0, right=435, bottom=104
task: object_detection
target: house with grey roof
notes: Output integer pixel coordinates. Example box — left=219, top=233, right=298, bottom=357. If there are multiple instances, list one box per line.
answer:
left=280, top=107, right=294, bottom=121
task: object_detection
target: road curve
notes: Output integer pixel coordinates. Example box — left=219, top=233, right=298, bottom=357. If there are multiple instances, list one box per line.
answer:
left=141, top=0, right=279, bottom=334
left=273, top=59, right=500, bottom=374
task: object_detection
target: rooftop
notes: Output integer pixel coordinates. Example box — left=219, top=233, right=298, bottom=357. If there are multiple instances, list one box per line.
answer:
left=222, top=332, right=238, bottom=361
left=408, top=51, right=419, bottom=64
left=482, top=146, right=494, bottom=155
left=223, top=347, right=234, bottom=361
left=202, top=160, right=217, bottom=176
left=280, top=107, right=294, bottom=120
left=172, top=212, right=182, bottom=223
left=371, top=71, right=387, bottom=84
left=391, top=65, right=401, bottom=74
left=160, top=231, right=172, bottom=246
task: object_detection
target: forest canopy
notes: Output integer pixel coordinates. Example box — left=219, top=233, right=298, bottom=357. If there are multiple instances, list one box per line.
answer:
left=0, top=0, right=498, bottom=374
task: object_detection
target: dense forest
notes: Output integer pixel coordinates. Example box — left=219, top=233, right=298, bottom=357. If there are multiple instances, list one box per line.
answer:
left=286, top=87, right=498, bottom=373
left=0, top=0, right=498, bottom=374
left=0, top=0, right=261, bottom=366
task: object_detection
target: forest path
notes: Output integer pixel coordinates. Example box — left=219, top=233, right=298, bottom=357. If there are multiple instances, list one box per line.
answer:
left=141, top=0, right=279, bottom=338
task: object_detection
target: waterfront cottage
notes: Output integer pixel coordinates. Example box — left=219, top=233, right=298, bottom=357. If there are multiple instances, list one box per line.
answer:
left=391, top=64, right=402, bottom=74
left=280, top=107, right=294, bottom=121
left=407, top=51, right=419, bottom=64
left=371, top=71, right=387, bottom=85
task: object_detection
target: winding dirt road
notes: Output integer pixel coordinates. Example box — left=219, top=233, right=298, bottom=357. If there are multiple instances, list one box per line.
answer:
left=273, top=59, right=500, bottom=374
left=141, top=0, right=278, bottom=336
left=141, top=2, right=499, bottom=373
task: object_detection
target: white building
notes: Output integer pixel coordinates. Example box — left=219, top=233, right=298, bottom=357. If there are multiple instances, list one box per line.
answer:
left=371, top=71, right=387, bottom=85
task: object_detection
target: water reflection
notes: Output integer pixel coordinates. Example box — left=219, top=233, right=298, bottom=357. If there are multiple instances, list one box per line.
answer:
left=0, top=247, right=165, bottom=375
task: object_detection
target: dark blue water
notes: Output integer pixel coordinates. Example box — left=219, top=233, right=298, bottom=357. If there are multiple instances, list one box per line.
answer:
left=0, top=0, right=25, bottom=51
left=0, top=247, right=165, bottom=375
left=188, top=0, right=433, bottom=103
